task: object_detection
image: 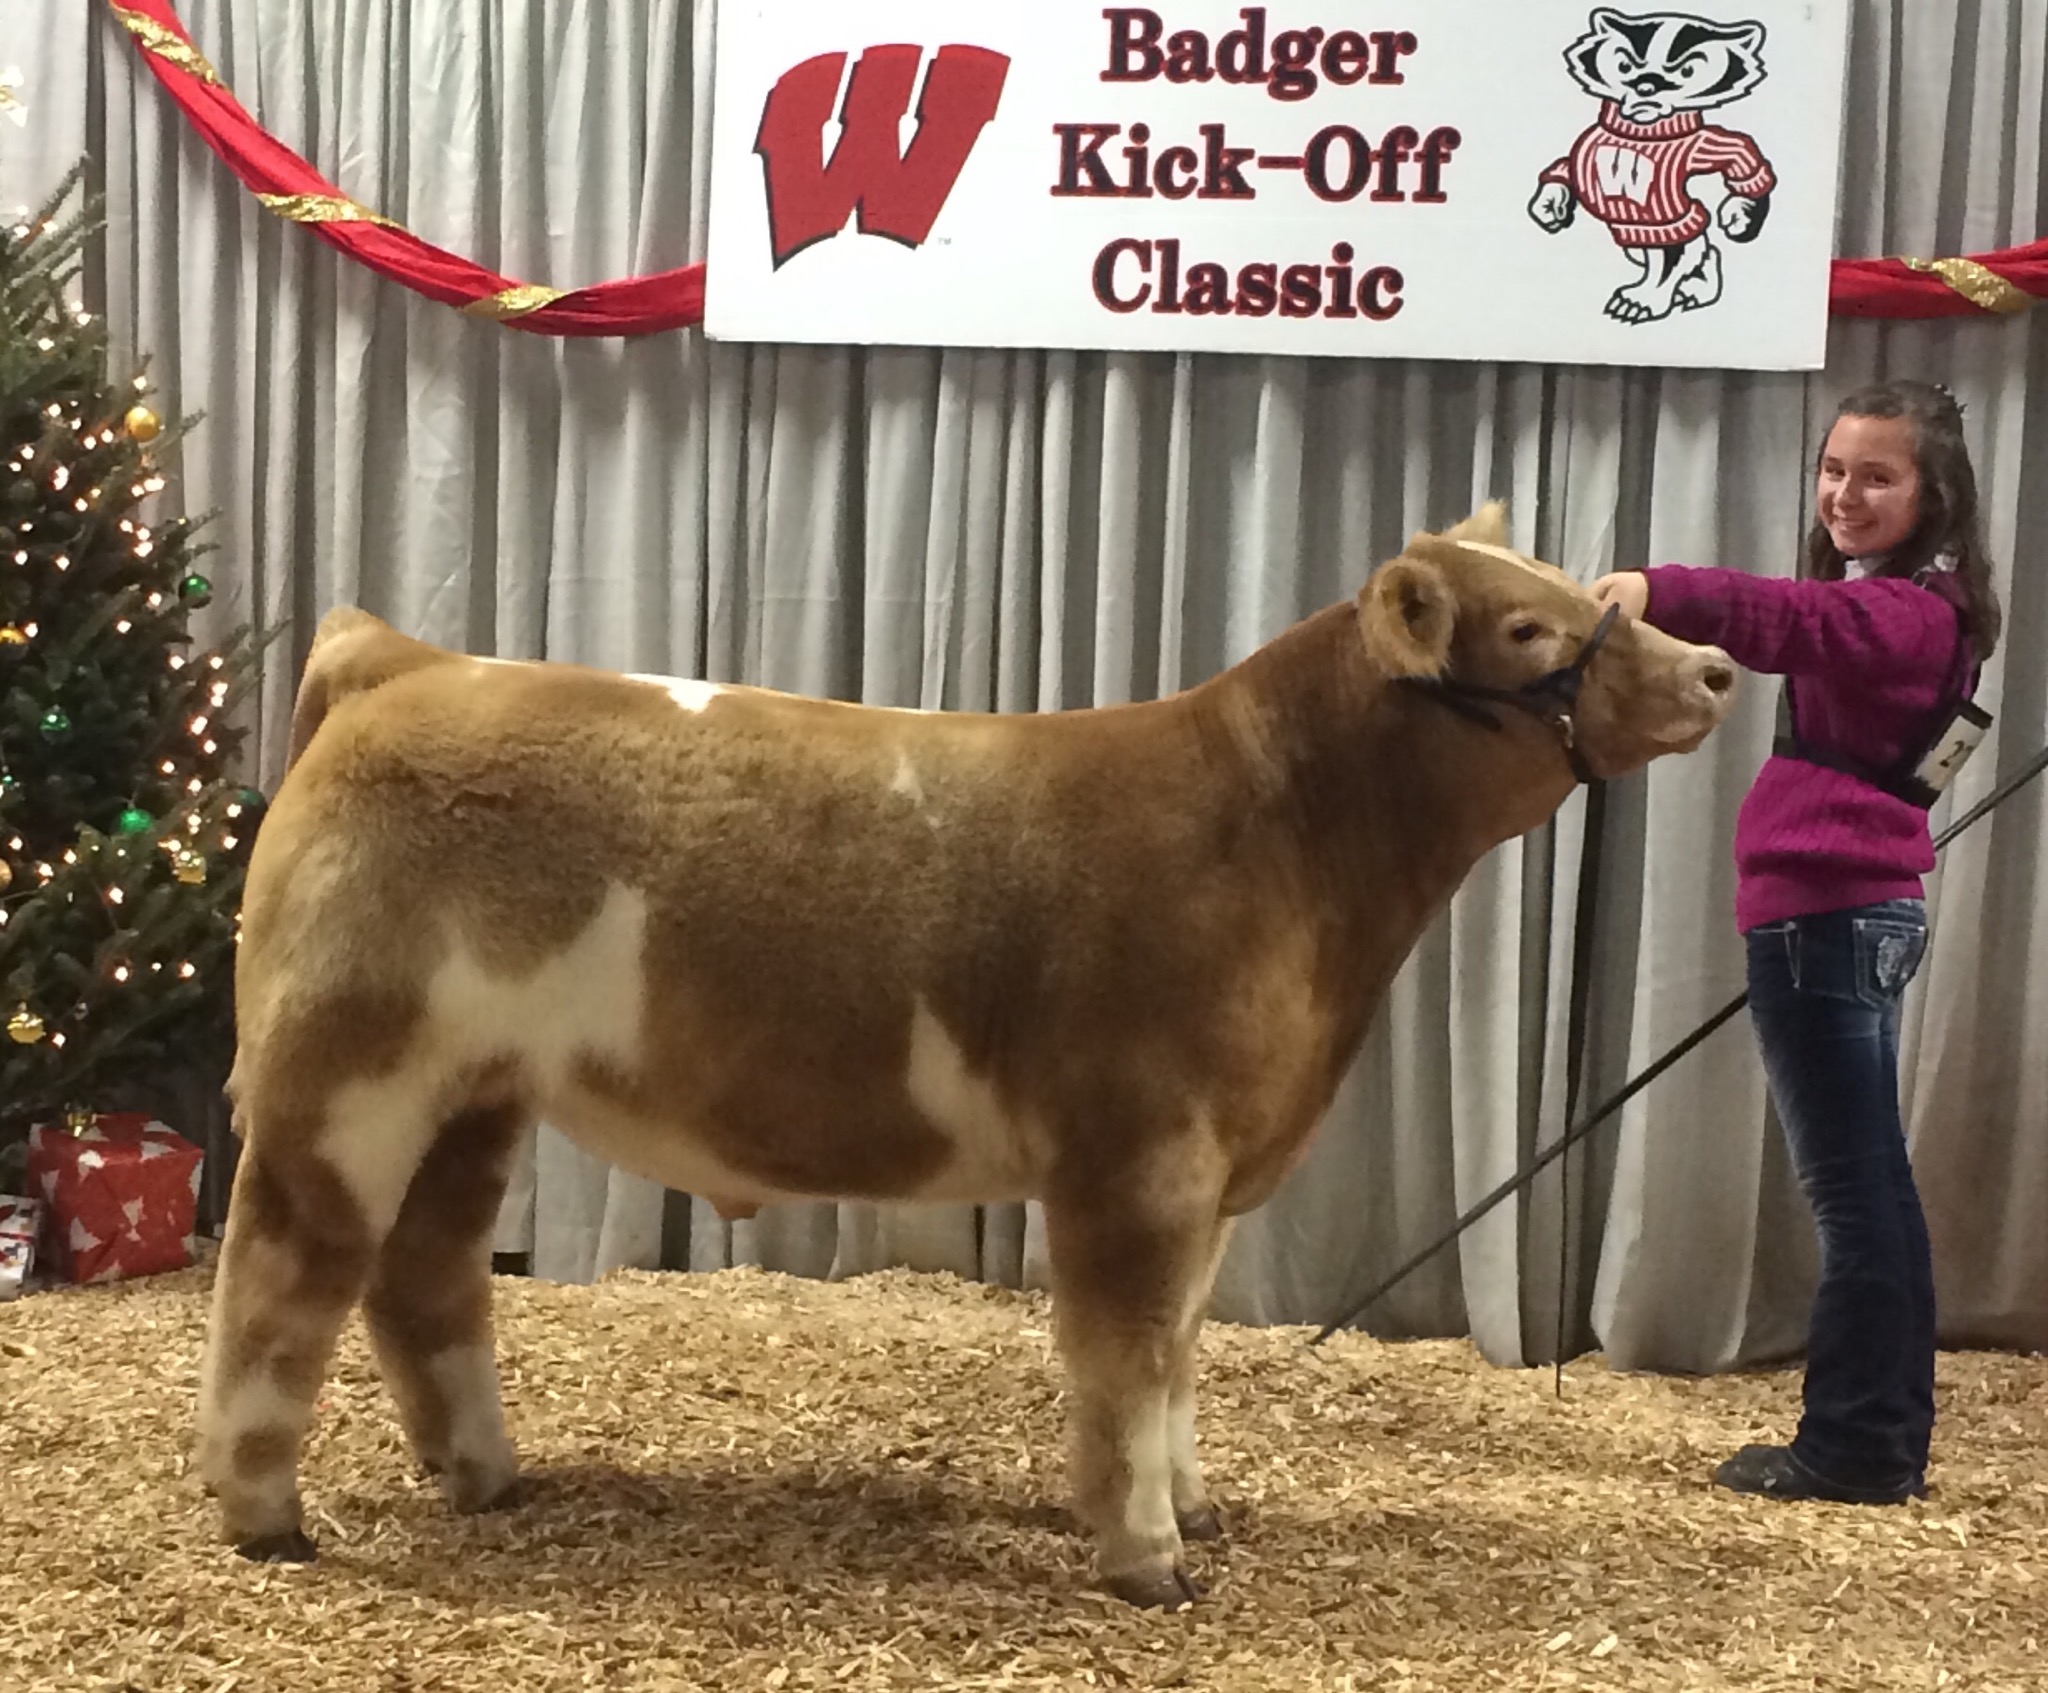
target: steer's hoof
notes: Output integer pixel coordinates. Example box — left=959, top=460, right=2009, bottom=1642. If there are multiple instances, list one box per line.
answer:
left=237, top=1528, right=318, bottom=1564
left=442, top=1456, right=522, bottom=1516
left=1176, top=1503, right=1226, bottom=1542
left=1105, top=1563, right=1204, bottom=1610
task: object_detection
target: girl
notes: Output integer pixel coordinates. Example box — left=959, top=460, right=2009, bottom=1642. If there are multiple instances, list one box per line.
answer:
left=1592, top=379, right=2001, bottom=1505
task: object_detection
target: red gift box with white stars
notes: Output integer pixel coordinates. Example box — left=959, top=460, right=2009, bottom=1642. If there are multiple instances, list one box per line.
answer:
left=24, top=1113, right=204, bottom=1284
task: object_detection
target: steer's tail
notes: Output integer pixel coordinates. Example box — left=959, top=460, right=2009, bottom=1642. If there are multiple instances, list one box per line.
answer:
left=285, top=607, right=455, bottom=769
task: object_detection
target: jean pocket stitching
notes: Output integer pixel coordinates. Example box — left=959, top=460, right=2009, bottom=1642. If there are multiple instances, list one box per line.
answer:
left=1855, top=919, right=1927, bottom=1002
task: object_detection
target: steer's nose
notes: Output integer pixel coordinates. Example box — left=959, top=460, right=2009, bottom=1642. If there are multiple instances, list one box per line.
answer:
left=1701, top=659, right=1736, bottom=696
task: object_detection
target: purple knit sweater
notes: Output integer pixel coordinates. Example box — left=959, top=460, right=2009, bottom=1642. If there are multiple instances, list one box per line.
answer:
left=1641, top=565, right=1971, bottom=932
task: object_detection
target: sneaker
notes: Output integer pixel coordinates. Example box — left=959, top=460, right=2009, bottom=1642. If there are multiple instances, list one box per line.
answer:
left=1712, top=1444, right=1925, bottom=1505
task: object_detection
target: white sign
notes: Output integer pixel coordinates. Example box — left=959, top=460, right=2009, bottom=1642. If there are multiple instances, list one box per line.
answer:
left=704, top=3, right=1850, bottom=371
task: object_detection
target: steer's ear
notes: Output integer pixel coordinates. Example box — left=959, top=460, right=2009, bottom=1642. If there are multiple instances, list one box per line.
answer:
left=1440, top=500, right=1509, bottom=548
left=1359, top=554, right=1456, bottom=679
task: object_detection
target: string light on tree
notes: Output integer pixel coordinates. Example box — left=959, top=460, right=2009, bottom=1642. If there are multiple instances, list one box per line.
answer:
left=0, top=65, right=29, bottom=129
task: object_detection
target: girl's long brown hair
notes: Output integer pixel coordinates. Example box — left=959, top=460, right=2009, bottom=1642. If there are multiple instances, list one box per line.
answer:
left=1805, top=379, right=2003, bottom=660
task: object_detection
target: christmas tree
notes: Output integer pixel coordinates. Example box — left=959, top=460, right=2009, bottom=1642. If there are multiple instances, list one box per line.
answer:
left=0, top=163, right=264, bottom=1185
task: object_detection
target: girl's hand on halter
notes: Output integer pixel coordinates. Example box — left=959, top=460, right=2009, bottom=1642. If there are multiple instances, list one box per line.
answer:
left=1590, top=572, right=1649, bottom=621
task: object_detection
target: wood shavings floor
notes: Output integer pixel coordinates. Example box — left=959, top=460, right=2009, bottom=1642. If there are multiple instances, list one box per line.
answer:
left=3, top=1262, right=2044, bottom=1692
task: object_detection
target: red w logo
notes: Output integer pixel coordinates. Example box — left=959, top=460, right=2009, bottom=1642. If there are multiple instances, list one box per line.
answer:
left=754, top=45, right=1010, bottom=269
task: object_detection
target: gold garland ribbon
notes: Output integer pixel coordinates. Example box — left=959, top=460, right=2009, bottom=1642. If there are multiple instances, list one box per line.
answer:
left=461, top=285, right=569, bottom=321
left=111, top=4, right=221, bottom=86
left=1899, top=255, right=2039, bottom=315
left=110, top=1, right=583, bottom=326
left=257, top=192, right=398, bottom=229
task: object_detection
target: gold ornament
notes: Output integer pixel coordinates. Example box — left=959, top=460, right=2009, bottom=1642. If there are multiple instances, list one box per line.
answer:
left=0, top=858, right=11, bottom=891
left=6, top=1006, right=44, bottom=1044
left=173, top=849, right=207, bottom=886
left=0, top=626, right=26, bottom=646
left=124, top=405, right=161, bottom=442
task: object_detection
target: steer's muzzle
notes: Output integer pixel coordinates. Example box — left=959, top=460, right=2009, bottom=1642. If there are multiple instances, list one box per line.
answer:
left=1650, top=643, right=1738, bottom=747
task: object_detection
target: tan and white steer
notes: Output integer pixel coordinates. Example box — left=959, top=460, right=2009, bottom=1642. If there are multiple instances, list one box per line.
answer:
left=197, top=505, right=1734, bottom=1606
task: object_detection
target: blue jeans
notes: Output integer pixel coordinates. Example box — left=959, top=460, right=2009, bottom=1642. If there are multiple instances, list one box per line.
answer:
left=1744, top=899, right=1934, bottom=1493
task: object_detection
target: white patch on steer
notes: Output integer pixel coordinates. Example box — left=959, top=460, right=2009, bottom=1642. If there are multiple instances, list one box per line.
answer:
left=889, top=751, right=925, bottom=808
left=209, top=1362, right=316, bottom=1522
left=1167, top=1388, right=1202, bottom=1513
left=215, top=1369, right=304, bottom=1451
left=902, top=999, right=1038, bottom=1201
left=627, top=673, right=724, bottom=713
left=427, top=1342, right=516, bottom=1476
left=316, top=884, right=653, bottom=1234
left=1111, top=1389, right=1179, bottom=1564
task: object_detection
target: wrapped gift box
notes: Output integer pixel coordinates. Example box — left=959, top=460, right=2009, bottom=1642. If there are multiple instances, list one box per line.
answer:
left=0, top=1193, right=38, bottom=1299
left=24, top=1114, right=204, bottom=1284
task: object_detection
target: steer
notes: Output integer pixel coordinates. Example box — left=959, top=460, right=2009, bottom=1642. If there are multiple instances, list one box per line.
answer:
left=196, top=504, right=1734, bottom=1606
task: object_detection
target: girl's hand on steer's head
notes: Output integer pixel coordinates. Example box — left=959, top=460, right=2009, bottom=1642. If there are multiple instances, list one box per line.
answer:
left=1590, top=573, right=1649, bottom=621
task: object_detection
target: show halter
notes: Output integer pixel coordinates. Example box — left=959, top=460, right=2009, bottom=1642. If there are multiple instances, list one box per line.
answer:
left=1397, top=603, right=1622, bottom=785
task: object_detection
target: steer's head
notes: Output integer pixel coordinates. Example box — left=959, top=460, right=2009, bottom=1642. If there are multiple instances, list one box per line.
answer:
left=1357, top=503, right=1736, bottom=782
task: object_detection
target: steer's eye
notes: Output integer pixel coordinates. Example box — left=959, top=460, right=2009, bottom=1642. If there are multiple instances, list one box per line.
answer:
left=1510, top=621, right=1543, bottom=645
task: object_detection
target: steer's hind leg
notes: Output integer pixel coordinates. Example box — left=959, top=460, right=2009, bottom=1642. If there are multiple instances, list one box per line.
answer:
left=362, top=1102, right=528, bottom=1515
left=195, top=1079, right=441, bottom=1561
left=1044, top=1167, right=1230, bottom=1609
left=195, top=1145, right=381, bottom=1559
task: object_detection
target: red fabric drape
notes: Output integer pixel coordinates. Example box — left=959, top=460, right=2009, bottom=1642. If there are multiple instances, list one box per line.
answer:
left=105, top=0, right=704, bottom=336
left=107, top=0, right=2044, bottom=339
left=1830, top=243, right=2048, bottom=318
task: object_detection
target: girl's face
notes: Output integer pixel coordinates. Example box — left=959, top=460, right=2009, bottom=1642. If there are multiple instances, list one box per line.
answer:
left=1817, top=414, right=1923, bottom=560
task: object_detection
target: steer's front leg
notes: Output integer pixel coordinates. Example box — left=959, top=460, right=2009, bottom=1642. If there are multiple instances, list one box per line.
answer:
left=1168, top=1215, right=1234, bottom=1544
left=1043, top=1172, right=1230, bottom=1608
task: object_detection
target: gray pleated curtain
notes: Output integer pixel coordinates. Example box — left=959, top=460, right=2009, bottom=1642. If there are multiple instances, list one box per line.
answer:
left=4, top=0, right=2042, bottom=1372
